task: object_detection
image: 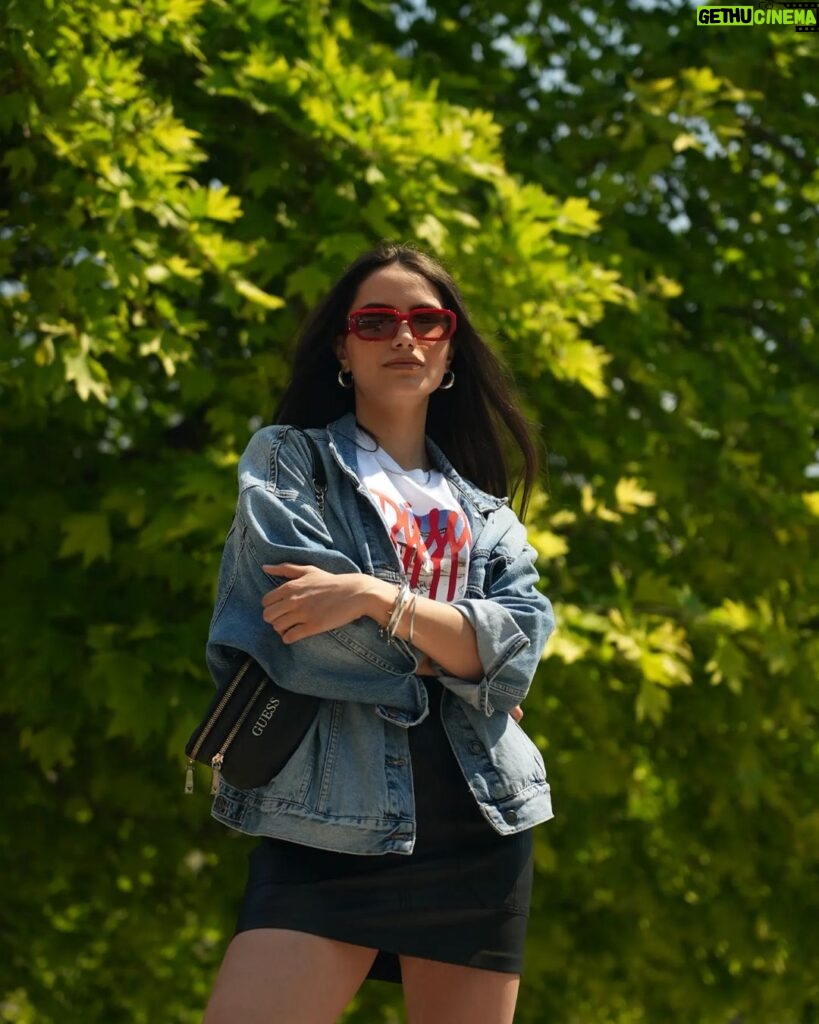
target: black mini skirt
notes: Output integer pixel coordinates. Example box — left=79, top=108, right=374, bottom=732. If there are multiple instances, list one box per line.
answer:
left=234, top=677, right=534, bottom=983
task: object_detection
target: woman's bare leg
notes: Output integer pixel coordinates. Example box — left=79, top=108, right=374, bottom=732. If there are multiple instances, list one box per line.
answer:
left=399, top=955, right=520, bottom=1024
left=202, top=928, right=378, bottom=1024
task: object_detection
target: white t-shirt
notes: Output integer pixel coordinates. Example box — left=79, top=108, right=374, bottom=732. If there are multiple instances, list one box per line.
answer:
left=355, top=428, right=472, bottom=602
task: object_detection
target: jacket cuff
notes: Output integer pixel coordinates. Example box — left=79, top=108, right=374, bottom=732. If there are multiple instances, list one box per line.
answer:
left=434, top=599, right=533, bottom=715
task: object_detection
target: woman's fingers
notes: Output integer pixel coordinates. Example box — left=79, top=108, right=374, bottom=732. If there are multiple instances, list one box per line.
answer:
left=264, top=608, right=303, bottom=634
left=259, top=570, right=365, bottom=639
left=262, top=600, right=297, bottom=626
left=262, top=563, right=311, bottom=578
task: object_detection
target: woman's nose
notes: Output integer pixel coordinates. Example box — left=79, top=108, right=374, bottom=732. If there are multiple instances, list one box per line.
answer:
left=392, top=321, right=415, bottom=346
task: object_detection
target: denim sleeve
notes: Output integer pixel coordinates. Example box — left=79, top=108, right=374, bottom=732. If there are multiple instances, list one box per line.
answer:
left=206, top=427, right=427, bottom=725
left=435, top=515, right=555, bottom=716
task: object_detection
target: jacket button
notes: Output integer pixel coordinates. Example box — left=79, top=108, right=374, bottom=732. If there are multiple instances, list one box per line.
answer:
left=503, top=809, right=518, bottom=824
left=469, top=741, right=483, bottom=754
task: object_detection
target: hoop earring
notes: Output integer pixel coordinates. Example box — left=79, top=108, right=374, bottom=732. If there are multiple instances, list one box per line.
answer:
left=438, top=369, right=455, bottom=391
left=337, top=369, right=354, bottom=389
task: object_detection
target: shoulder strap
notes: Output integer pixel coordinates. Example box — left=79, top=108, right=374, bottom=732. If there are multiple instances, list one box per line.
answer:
left=288, top=427, right=327, bottom=519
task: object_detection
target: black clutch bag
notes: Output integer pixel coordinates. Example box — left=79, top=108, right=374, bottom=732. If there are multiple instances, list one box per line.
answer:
left=184, top=657, right=320, bottom=793
left=184, top=427, right=326, bottom=795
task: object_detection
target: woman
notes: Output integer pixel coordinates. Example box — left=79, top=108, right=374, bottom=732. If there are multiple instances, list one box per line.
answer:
left=202, top=243, right=555, bottom=1024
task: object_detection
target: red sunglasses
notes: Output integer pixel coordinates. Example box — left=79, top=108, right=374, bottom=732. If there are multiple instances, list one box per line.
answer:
left=346, top=307, right=457, bottom=343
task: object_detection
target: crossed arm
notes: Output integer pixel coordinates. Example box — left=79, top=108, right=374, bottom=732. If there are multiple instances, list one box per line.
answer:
left=260, top=562, right=483, bottom=680
left=260, top=562, right=526, bottom=720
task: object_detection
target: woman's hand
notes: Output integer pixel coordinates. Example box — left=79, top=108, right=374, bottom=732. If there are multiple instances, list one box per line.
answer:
left=261, top=563, right=371, bottom=643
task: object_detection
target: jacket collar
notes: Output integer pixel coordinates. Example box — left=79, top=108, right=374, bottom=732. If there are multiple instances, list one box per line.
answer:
left=326, top=413, right=507, bottom=517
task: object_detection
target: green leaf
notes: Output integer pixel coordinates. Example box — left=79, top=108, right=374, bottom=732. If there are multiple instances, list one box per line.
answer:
left=706, top=635, right=748, bottom=693
left=19, top=726, right=76, bottom=771
left=246, top=0, right=286, bottom=20
left=555, top=340, right=612, bottom=398
left=285, top=265, right=332, bottom=306
left=681, top=66, right=723, bottom=94
left=232, top=275, right=286, bottom=310
left=615, top=477, right=657, bottom=514
left=62, top=348, right=110, bottom=403
left=187, top=184, right=243, bottom=222
left=803, top=492, right=819, bottom=517
left=2, top=146, right=37, bottom=180
left=555, top=196, right=600, bottom=235
left=635, top=679, right=671, bottom=725
left=58, top=514, right=112, bottom=567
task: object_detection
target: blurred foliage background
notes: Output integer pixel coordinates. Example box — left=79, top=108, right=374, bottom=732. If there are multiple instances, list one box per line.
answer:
left=1, top=0, right=818, bottom=1020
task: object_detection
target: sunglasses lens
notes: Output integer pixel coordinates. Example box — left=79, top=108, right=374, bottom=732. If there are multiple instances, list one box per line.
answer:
left=353, top=312, right=397, bottom=340
left=410, top=311, right=452, bottom=340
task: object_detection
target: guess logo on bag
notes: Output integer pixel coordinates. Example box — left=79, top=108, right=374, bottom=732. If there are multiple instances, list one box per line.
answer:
left=252, top=697, right=281, bottom=736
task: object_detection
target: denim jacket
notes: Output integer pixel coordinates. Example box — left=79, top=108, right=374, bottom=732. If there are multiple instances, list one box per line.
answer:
left=206, top=412, right=556, bottom=855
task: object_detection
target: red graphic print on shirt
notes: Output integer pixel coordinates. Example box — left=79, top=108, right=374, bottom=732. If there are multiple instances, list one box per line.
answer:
left=370, top=491, right=472, bottom=601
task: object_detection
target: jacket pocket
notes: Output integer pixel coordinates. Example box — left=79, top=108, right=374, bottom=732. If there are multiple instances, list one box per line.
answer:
left=250, top=706, right=325, bottom=807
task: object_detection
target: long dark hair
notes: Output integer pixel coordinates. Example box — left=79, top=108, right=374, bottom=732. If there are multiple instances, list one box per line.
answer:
left=273, top=242, right=540, bottom=517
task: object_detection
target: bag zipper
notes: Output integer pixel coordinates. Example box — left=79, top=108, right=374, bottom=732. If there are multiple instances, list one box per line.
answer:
left=185, top=659, right=252, bottom=794
left=208, top=680, right=267, bottom=794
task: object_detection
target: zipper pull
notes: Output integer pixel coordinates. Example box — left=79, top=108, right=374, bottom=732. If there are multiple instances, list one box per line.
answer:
left=185, top=759, right=195, bottom=795
left=210, top=753, right=224, bottom=795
